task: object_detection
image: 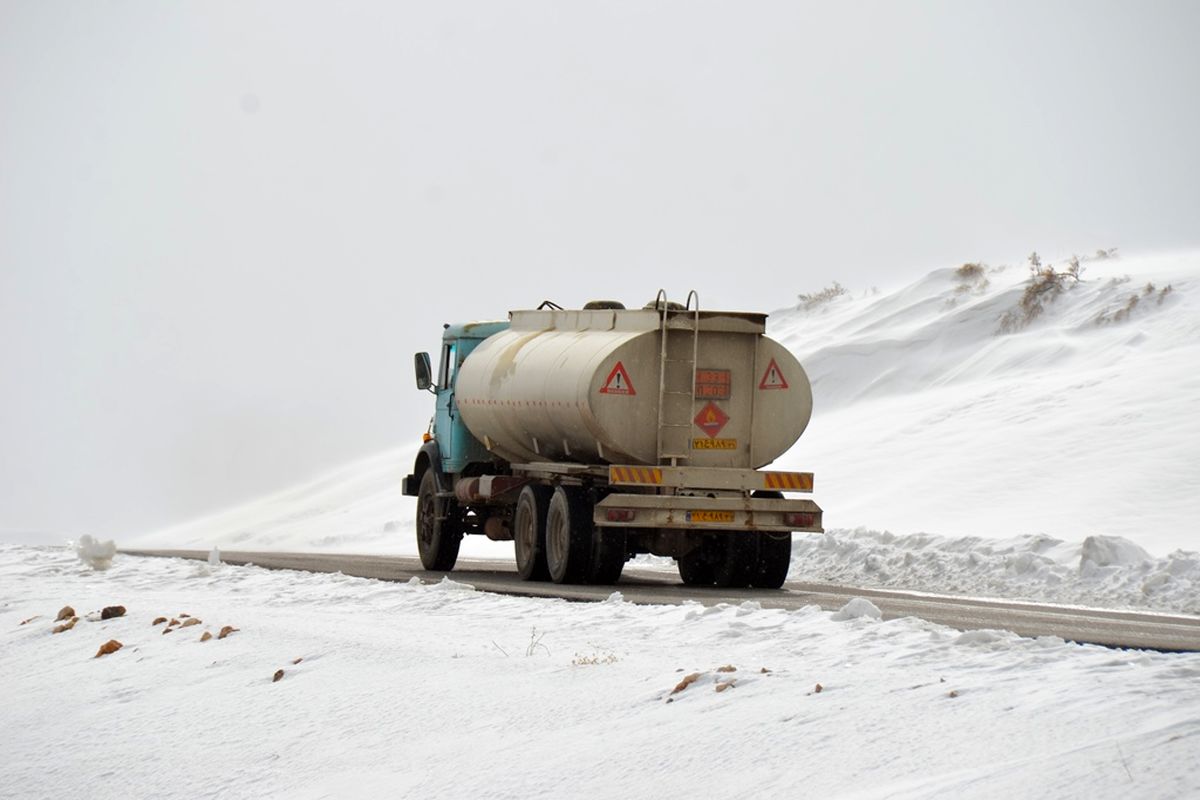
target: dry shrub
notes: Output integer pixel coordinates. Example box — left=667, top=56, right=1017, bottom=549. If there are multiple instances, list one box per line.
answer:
left=997, top=252, right=1084, bottom=333
left=956, top=262, right=985, bottom=280
left=1094, top=283, right=1175, bottom=325
left=797, top=282, right=848, bottom=311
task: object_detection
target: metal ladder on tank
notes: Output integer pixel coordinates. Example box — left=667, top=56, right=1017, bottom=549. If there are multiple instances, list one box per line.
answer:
left=655, top=290, right=700, bottom=466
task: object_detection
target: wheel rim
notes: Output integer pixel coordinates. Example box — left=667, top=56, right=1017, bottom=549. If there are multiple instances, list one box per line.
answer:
left=418, top=486, right=436, bottom=547
left=515, top=499, right=534, bottom=566
left=546, top=503, right=567, bottom=575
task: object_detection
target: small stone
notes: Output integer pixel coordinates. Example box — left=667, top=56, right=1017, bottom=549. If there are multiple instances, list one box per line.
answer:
left=814, top=683, right=824, bottom=694
left=292, top=657, right=303, bottom=665
left=672, top=672, right=702, bottom=695
left=179, top=618, right=201, bottom=628
left=168, top=619, right=180, bottom=627
left=52, top=617, right=79, bottom=634
left=152, top=617, right=167, bottom=626
left=179, top=613, right=191, bottom=618
left=716, top=665, right=737, bottom=673
left=162, top=627, right=174, bottom=635
left=94, top=639, right=123, bottom=658
left=218, top=626, right=238, bottom=640
left=272, top=669, right=285, bottom=683
left=200, top=631, right=213, bottom=642
left=948, top=690, right=959, bottom=698
left=19, top=616, right=40, bottom=626
left=715, top=680, right=736, bottom=693
left=760, top=667, right=771, bottom=674
left=100, top=606, right=126, bottom=620
left=56, top=606, right=75, bottom=622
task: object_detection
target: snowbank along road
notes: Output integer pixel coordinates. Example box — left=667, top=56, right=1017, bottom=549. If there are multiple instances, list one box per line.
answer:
left=124, top=550, right=1200, bottom=652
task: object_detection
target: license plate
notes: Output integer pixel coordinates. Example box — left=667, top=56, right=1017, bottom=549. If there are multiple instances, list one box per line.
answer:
left=687, top=510, right=735, bottom=523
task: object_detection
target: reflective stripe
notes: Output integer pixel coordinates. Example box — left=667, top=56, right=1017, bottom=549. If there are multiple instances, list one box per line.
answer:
left=609, top=466, right=663, bottom=484
left=763, top=472, right=813, bottom=491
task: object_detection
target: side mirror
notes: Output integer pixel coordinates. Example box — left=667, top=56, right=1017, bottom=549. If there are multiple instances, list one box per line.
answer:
left=414, top=352, right=433, bottom=391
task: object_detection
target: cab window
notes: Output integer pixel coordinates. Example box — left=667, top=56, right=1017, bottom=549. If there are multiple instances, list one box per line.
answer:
left=437, top=343, right=456, bottom=389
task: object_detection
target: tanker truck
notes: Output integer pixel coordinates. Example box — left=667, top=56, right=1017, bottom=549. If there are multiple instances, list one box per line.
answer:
left=402, top=292, right=823, bottom=589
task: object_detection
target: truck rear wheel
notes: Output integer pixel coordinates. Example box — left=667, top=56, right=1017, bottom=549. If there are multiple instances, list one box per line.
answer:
left=712, top=534, right=756, bottom=589
left=589, top=529, right=627, bottom=585
left=678, top=544, right=716, bottom=586
left=752, top=533, right=792, bottom=589
left=514, top=485, right=552, bottom=581
left=545, top=486, right=593, bottom=584
left=416, top=469, right=462, bottom=571
left=749, top=490, right=791, bottom=588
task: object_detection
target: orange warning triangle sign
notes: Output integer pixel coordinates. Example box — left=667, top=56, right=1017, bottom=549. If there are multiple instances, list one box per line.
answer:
left=599, top=361, right=636, bottom=395
left=759, top=358, right=789, bottom=390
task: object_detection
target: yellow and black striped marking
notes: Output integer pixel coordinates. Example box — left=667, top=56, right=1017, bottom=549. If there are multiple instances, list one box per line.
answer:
left=762, top=472, right=814, bottom=491
left=609, top=466, right=664, bottom=485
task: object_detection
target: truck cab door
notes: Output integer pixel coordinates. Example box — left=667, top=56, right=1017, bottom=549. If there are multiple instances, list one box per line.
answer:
left=434, top=341, right=457, bottom=472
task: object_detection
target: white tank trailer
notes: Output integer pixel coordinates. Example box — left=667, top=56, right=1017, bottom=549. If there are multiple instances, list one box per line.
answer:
left=404, top=293, right=823, bottom=589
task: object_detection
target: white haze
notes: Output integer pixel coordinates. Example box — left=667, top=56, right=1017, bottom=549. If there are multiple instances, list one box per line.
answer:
left=2, top=2, right=1198, bottom=542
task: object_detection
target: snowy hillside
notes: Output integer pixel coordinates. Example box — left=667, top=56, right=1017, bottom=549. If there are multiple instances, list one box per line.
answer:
left=773, top=250, right=1199, bottom=554
left=131, top=250, right=1200, bottom=613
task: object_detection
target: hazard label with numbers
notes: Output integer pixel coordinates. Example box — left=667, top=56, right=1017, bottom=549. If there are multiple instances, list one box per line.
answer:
left=758, top=358, right=789, bottom=390
left=599, top=362, right=636, bottom=395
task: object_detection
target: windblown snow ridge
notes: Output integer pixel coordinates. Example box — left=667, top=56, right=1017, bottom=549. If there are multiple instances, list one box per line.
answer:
left=770, top=250, right=1200, bottom=553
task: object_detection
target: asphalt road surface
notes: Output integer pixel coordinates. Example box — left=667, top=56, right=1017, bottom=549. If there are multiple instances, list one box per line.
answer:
left=123, top=549, right=1200, bottom=653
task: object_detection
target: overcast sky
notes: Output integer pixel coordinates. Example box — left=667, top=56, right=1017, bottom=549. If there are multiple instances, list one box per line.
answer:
left=2, top=1, right=1198, bottom=542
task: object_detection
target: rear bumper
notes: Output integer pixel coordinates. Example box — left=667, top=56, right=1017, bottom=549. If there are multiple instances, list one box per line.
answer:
left=593, top=493, right=823, bottom=533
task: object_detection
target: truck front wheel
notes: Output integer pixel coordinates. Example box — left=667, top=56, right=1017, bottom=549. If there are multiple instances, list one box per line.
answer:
left=416, top=469, right=462, bottom=571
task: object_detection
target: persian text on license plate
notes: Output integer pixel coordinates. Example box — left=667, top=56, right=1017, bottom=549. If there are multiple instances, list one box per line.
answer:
left=687, top=510, right=735, bottom=523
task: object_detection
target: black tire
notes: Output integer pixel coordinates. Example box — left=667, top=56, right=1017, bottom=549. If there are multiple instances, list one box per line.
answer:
left=678, top=542, right=716, bottom=586
left=416, top=469, right=462, bottom=571
left=514, top=485, right=552, bottom=581
left=752, top=533, right=792, bottom=589
left=749, top=490, right=791, bottom=589
left=545, top=486, right=593, bottom=584
left=589, top=528, right=627, bottom=585
left=712, top=533, right=757, bottom=588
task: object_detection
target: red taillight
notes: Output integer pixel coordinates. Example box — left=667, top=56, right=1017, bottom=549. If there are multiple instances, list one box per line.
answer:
left=606, top=508, right=636, bottom=522
left=784, top=512, right=815, bottom=528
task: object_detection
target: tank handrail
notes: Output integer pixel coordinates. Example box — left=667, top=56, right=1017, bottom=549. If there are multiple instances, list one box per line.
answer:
left=684, top=290, right=699, bottom=312
left=652, top=289, right=668, bottom=313
left=537, top=300, right=564, bottom=311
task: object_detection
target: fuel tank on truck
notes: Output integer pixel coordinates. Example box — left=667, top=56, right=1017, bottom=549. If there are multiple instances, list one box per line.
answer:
left=454, top=304, right=812, bottom=468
